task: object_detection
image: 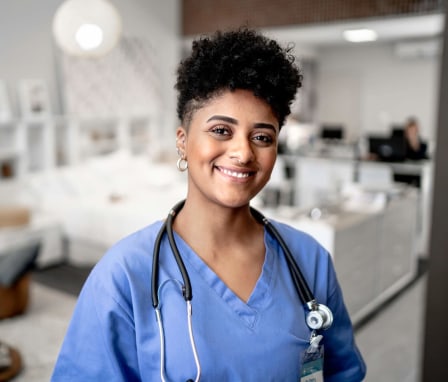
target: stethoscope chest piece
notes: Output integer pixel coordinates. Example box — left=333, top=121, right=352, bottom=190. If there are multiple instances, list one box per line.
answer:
left=306, top=303, right=333, bottom=331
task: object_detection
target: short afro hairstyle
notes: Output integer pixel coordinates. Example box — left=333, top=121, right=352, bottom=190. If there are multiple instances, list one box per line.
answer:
left=175, top=27, right=302, bottom=128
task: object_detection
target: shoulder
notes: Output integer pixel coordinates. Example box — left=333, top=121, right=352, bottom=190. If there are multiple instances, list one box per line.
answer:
left=51, top=224, right=165, bottom=380
left=81, top=221, right=164, bottom=303
left=266, top=218, right=337, bottom=300
left=100, top=220, right=164, bottom=268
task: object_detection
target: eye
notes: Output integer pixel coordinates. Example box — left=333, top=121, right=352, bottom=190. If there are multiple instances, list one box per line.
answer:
left=209, top=125, right=232, bottom=138
left=253, top=133, right=275, bottom=145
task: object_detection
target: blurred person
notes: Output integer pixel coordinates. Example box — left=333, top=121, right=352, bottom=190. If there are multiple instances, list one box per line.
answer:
left=404, top=117, right=428, bottom=160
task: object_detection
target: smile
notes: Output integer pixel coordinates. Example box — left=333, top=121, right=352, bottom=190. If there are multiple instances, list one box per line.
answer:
left=218, top=167, right=252, bottom=178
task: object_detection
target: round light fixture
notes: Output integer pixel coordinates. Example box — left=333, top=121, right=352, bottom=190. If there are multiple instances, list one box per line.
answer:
left=52, top=0, right=122, bottom=57
left=75, top=23, right=104, bottom=51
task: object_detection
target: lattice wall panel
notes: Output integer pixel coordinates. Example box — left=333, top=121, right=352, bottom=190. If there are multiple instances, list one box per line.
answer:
left=61, top=36, right=162, bottom=118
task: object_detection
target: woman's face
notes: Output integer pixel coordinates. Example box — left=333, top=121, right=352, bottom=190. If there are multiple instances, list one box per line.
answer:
left=177, top=89, right=279, bottom=209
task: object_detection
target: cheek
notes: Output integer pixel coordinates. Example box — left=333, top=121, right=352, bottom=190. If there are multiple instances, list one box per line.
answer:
left=260, top=152, right=278, bottom=178
left=265, top=149, right=278, bottom=168
left=187, top=139, right=220, bottom=162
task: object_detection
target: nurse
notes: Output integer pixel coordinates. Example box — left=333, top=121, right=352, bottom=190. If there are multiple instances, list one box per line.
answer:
left=52, top=28, right=366, bottom=381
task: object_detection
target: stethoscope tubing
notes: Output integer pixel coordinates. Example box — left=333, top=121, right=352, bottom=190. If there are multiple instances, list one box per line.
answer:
left=248, top=207, right=316, bottom=306
left=166, top=200, right=192, bottom=301
left=151, top=200, right=332, bottom=381
left=152, top=199, right=318, bottom=310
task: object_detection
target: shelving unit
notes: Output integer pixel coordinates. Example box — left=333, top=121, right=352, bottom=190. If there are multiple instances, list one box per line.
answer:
left=61, top=115, right=154, bottom=165
left=0, top=113, right=155, bottom=180
left=23, top=118, right=56, bottom=172
left=0, top=117, right=57, bottom=179
left=0, top=119, right=25, bottom=178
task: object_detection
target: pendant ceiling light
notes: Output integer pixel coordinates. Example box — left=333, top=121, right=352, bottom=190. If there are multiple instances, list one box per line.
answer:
left=53, top=0, right=122, bottom=57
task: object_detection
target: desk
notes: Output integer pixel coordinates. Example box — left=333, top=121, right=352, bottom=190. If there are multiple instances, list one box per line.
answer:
left=277, top=154, right=433, bottom=256
left=387, top=160, right=433, bottom=256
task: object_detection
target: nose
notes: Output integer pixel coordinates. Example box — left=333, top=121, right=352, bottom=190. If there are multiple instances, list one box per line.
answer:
left=229, top=135, right=255, bottom=165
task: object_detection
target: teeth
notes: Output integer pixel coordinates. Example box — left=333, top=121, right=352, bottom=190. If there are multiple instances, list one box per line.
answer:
left=221, top=168, right=250, bottom=178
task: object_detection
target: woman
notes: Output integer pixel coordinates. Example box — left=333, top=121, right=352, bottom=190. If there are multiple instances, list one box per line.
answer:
left=404, top=117, right=428, bottom=160
left=52, top=28, right=366, bottom=381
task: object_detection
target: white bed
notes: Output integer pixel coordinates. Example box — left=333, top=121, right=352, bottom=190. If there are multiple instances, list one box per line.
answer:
left=18, top=150, right=188, bottom=265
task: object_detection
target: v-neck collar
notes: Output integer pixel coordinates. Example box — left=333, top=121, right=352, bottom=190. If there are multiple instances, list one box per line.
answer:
left=173, top=229, right=278, bottom=328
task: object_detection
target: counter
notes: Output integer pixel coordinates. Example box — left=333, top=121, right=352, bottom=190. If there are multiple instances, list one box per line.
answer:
left=263, top=188, right=419, bottom=325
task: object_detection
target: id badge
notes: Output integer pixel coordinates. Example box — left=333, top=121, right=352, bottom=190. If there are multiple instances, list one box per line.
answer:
left=300, top=335, right=324, bottom=382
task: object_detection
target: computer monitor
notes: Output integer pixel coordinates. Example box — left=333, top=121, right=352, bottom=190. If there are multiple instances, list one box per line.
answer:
left=320, top=125, right=344, bottom=141
left=368, top=135, right=406, bottom=162
left=391, top=125, right=405, bottom=138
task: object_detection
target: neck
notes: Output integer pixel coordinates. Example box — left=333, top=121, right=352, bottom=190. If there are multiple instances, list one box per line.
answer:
left=172, top=196, right=263, bottom=258
left=172, top=196, right=266, bottom=302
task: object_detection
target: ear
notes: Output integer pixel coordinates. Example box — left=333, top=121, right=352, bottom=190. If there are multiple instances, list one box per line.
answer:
left=176, top=127, right=187, bottom=155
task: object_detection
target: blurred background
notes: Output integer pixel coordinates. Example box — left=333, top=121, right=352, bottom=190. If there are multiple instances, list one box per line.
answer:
left=0, top=1, right=446, bottom=381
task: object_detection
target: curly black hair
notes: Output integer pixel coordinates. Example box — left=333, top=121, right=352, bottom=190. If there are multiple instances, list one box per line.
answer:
left=175, top=28, right=302, bottom=128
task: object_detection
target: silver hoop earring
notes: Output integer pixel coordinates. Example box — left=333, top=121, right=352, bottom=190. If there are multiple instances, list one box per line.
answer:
left=177, top=157, right=188, bottom=172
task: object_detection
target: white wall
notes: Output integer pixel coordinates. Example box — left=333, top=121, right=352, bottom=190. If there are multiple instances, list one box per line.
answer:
left=315, top=41, right=442, bottom=143
left=113, top=0, right=181, bottom=142
left=0, top=0, right=180, bottom=143
left=0, top=0, right=63, bottom=115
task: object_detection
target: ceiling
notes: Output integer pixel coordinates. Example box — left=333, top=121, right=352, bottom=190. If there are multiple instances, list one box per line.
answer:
left=262, top=13, right=445, bottom=48
left=182, top=12, right=445, bottom=59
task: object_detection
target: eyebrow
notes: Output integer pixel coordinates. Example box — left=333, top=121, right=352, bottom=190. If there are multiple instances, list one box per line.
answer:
left=206, top=115, right=277, bottom=132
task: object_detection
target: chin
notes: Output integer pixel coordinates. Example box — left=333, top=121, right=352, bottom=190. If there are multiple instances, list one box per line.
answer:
left=212, top=194, right=255, bottom=209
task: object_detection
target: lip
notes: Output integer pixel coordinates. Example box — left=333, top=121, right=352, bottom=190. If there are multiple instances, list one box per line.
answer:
left=215, top=165, right=256, bottom=180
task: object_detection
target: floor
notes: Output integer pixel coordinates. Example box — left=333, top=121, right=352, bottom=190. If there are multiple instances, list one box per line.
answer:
left=356, top=275, right=426, bottom=381
left=0, top=272, right=427, bottom=381
left=0, top=282, right=76, bottom=381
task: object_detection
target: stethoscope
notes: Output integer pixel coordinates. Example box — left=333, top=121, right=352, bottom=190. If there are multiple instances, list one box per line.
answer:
left=151, top=199, right=333, bottom=382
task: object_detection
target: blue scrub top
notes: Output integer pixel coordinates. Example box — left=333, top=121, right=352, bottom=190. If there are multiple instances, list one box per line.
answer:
left=52, top=219, right=366, bottom=381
